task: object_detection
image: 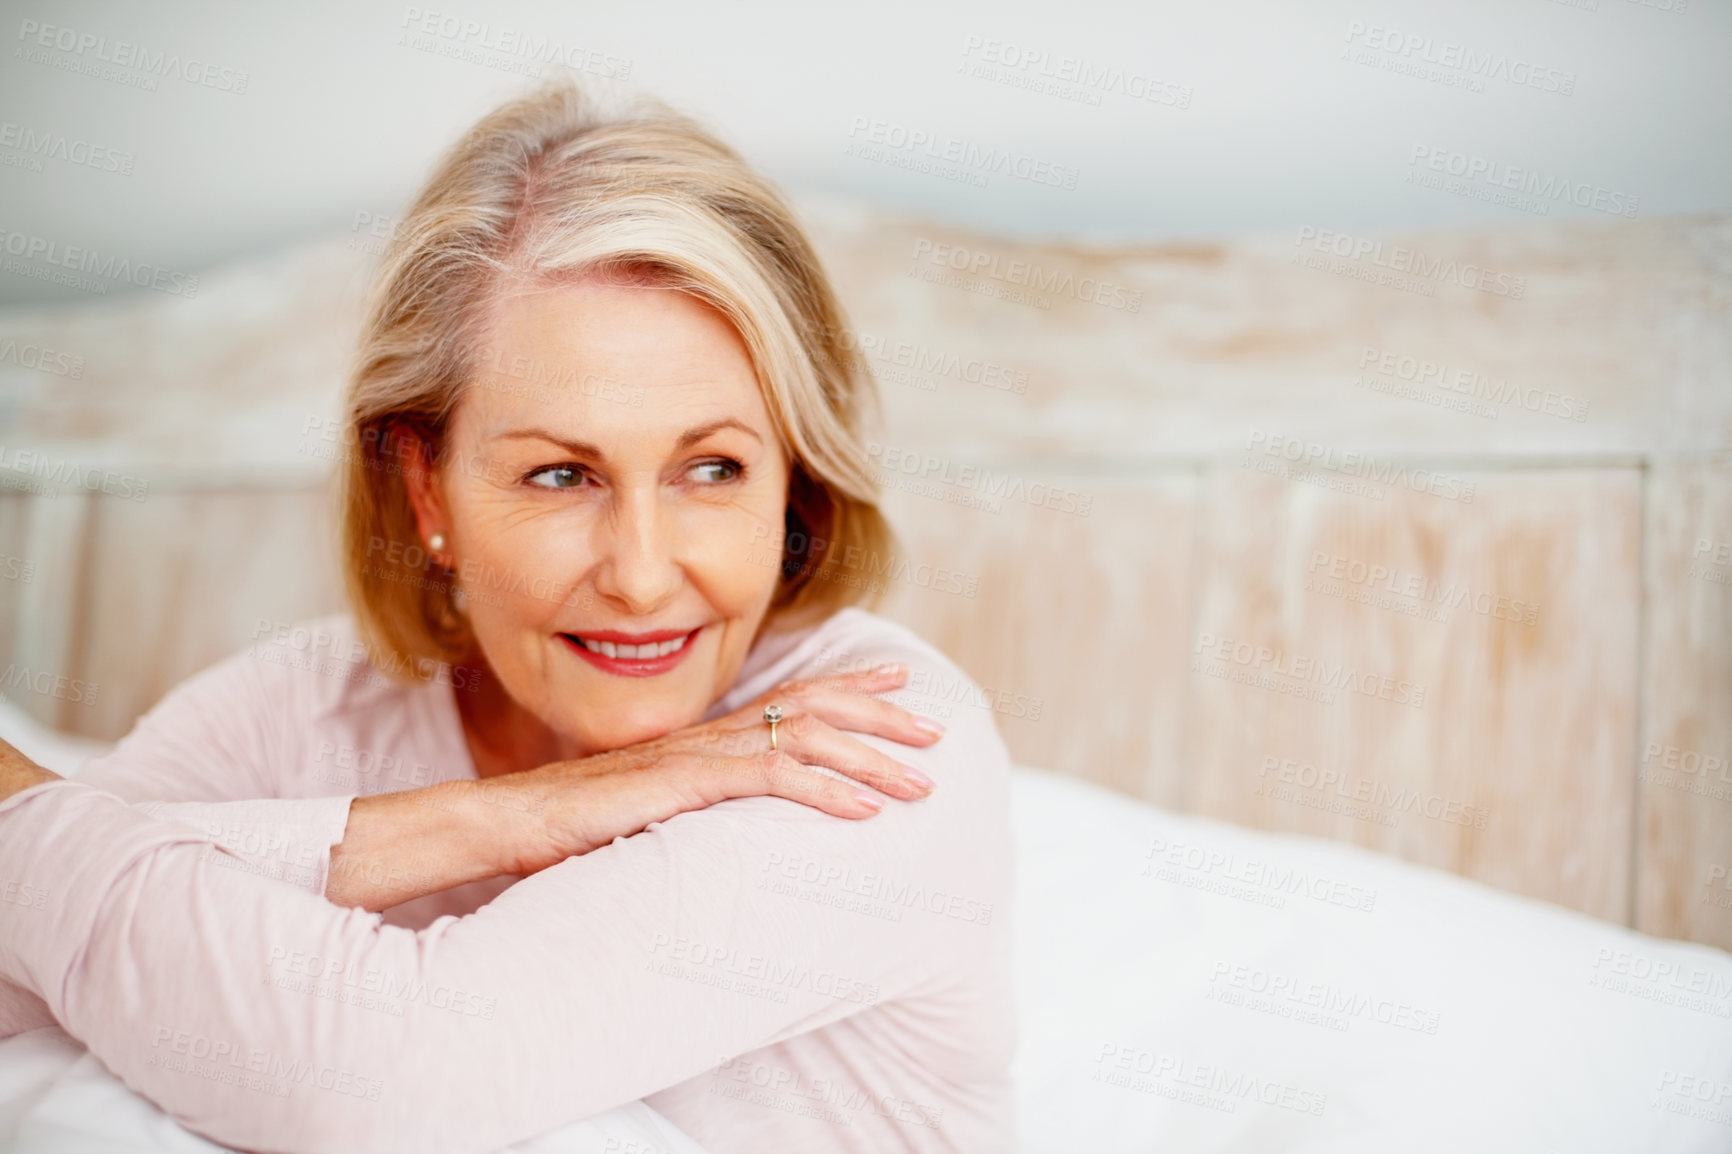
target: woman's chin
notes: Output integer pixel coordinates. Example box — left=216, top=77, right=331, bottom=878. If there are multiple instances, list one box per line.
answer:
left=559, top=708, right=703, bottom=755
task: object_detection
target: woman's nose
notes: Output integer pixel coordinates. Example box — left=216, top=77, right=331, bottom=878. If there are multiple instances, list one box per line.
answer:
left=591, top=484, right=681, bottom=614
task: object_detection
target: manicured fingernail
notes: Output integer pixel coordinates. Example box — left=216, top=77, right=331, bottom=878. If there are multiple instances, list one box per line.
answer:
left=873, top=663, right=906, bottom=678
left=903, top=766, right=935, bottom=791
left=912, top=717, right=946, bottom=737
left=855, top=791, right=885, bottom=812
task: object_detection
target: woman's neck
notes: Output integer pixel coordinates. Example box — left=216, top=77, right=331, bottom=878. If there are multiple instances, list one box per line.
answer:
left=451, top=658, right=574, bottom=778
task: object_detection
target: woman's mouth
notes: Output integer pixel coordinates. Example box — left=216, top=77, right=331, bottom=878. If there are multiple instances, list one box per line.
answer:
left=559, top=627, right=702, bottom=677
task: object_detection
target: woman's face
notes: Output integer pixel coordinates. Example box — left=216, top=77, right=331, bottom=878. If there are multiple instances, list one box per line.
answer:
left=408, top=276, right=791, bottom=756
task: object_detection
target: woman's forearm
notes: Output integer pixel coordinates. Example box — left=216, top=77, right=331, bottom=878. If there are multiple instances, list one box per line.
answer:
left=0, top=738, right=59, bottom=798
left=2, top=733, right=524, bottom=913
left=325, top=780, right=534, bottom=909
left=0, top=774, right=955, bottom=1154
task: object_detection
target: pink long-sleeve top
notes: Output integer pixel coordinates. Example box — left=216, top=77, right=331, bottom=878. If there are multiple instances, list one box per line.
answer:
left=0, top=607, right=1015, bottom=1154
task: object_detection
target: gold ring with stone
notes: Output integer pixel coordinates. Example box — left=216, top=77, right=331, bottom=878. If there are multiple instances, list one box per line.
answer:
left=763, top=705, right=783, bottom=752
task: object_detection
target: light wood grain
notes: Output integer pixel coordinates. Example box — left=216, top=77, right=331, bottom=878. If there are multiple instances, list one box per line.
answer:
left=67, top=485, right=346, bottom=740
left=1638, top=462, right=1732, bottom=949
left=874, top=471, right=1198, bottom=805
left=1177, top=465, right=1642, bottom=921
left=804, top=203, right=1732, bottom=462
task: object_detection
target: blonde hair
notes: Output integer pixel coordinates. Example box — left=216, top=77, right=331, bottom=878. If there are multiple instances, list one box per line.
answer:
left=340, top=82, right=891, bottom=678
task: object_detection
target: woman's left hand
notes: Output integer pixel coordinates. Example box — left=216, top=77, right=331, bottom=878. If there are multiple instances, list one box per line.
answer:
left=490, top=661, right=945, bottom=879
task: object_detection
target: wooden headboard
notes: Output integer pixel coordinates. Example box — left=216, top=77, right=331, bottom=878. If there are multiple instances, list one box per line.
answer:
left=1, top=203, right=1727, bottom=949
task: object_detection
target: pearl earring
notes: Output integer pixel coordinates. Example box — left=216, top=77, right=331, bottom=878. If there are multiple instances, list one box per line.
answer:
left=428, top=532, right=446, bottom=552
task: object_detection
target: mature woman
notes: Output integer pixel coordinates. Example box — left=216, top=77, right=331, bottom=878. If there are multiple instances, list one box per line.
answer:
left=0, top=84, right=1013, bottom=1153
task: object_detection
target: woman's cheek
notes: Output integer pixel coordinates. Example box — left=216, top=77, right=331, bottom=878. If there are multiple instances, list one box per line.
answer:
left=679, top=500, right=782, bottom=610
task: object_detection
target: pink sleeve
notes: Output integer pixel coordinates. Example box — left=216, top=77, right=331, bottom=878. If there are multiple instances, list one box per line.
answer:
left=0, top=651, right=355, bottom=1041
left=0, top=674, right=1007, bottom=1154
left=69, top=643, right=357, bottom=896
left=77, top=647, right=286, bottom=803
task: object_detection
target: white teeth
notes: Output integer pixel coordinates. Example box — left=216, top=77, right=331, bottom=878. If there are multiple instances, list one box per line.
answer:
left=578, top=633, right=690, bottom=660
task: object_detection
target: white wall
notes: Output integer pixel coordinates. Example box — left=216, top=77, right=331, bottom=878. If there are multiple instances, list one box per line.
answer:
left=0, top=0, right=1727, bottom=307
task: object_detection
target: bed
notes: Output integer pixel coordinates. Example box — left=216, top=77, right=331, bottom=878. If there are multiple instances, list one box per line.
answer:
left=2, top=702, right=1727, bottom=1154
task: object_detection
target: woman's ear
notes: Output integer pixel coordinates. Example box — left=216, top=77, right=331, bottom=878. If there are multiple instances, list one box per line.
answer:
left=393, top=423, right=452, bottom=559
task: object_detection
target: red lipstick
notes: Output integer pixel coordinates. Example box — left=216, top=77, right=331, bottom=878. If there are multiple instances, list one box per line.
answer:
left=559, top=626, right=702, bottom=678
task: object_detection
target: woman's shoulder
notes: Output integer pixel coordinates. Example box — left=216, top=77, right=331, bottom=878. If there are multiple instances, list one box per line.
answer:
left=76, top=613, right=455, bottom=800
left=238, top=613, right=430, bottom=718
left=729, top=609, right=954, bottom=702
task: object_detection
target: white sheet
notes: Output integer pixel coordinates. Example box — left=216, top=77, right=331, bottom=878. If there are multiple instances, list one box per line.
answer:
left=2, top=702, right=1729, bottom=1152
left=1012, top=767, right=1732, bottom=1153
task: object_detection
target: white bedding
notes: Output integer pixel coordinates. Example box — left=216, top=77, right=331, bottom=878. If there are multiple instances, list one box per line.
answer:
left=2, top=702, right=1729, bottom=1153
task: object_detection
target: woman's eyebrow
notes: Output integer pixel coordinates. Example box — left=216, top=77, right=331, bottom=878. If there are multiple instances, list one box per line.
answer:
left=674, top=418, right=762, bottom=449
left=492, top=418, right=763, bottom=456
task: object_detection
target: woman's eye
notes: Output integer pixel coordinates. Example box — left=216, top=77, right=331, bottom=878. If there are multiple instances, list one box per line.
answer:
left=527, top=466, right=586, bottom=489
left=689, top=460, right=741, bottom=483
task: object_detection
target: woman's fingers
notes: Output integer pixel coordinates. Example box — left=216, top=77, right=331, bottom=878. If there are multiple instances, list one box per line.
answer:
left=768, top=712, right=933, bottom=801
left=674, top=751, right=887, bottom=820
left=794, top=681, right=946, bottom=749
left=753, top=751, right=888, bottom=818
left=762, top=669, right=946, bottom=749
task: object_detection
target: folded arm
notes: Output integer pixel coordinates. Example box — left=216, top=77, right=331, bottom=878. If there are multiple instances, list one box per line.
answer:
left=0, top=730, right=984, bottom=1154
